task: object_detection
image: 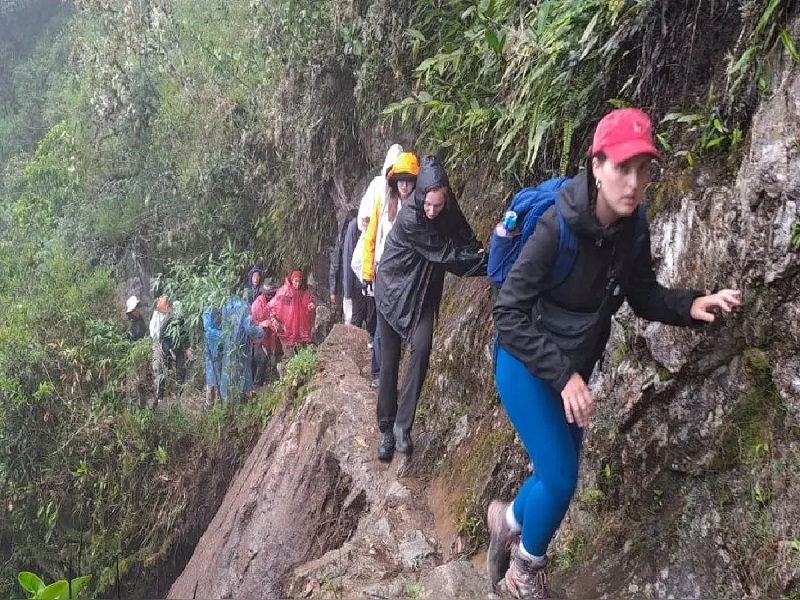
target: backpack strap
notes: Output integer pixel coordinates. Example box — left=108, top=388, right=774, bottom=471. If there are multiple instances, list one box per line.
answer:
left=550, top=202, right=579, bottom=288
left=632, top=206, right=648, bottom=258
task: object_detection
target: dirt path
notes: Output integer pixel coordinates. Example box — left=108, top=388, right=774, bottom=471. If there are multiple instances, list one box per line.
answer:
left=286, top=325, right=494, bottom=599
left=168, top=324, right=494, bottom=599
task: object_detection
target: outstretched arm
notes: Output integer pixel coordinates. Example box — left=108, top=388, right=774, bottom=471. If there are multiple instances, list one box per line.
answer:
left=625, top=225, right=703, bottom=325
left=689, top=289, right=742, bottom=322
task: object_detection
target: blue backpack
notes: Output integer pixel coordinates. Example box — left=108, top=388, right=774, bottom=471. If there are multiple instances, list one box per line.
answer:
left=487, top=177, right=646, bottom=288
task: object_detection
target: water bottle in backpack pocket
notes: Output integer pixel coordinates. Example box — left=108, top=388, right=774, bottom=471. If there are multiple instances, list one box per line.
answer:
left=487, top=177, right=573, bottom=288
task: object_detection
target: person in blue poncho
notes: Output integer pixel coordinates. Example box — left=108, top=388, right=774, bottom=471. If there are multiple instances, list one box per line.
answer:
left=219, top=293, right=269, bottom=402
left=202, top=307, right=223, bottom=405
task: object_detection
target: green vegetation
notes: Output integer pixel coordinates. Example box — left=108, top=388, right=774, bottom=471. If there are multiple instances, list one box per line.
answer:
left=18, top=571, right=91, bottom=600
left=553, top=531, right=587, bottom=571
left=577, top=487, right=606, bottom=511
left=715, top=349, right=784, bottom=470
left=386, top=0, right=651, bottom=178
left=404, top=580, right=424, bottom=599
left=1, top=0, right=796, bottom=596
left=448, top=424, right=514, bottom=547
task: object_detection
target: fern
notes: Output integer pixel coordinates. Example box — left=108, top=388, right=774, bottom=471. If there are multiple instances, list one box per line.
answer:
left=385, top=0, right=648, bottom=177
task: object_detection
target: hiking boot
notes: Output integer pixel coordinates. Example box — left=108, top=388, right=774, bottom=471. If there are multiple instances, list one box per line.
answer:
left=377, top=430, right=395, bottom=462
left=505, top=546, right=548, bottom=599
left=487, top=500, right=518, bottom=588
left=393, top=424, right=413, bottom=455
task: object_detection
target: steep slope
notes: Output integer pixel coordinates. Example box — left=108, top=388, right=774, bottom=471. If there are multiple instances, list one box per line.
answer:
left=168, top=325, right=490, bottom=599
left=415, top=52, right=800, bottom=600
left=168, top=52, right=799, bottom=600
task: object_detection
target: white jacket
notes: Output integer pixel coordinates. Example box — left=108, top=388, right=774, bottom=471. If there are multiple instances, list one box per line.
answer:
left=357, top=144, right=403, bottom=231
left=149, top=311, right=168, bottom=340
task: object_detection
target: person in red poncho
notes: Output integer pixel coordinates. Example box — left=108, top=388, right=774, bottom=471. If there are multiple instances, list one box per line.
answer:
left=268, top=270, right=316, bottom=356
left=251, top=280, right=281, bottom=387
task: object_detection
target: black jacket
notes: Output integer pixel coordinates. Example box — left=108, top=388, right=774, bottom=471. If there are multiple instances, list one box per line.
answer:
left=328, top=211, right=359, bottom=297
left=375, top=156, right=487, bottom=341
left=126, top=313, right=147, bottom=341
left=493, top=170, right=702, bottom=392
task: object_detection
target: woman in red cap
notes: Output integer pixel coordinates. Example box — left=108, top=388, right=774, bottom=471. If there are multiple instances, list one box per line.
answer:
left=487, top=108, right=742, bottom=598
left=268, top=270, right=316, bottom=358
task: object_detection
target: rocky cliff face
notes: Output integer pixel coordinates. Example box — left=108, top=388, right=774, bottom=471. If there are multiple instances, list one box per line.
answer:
left=417, top=54, right=800, bottom=600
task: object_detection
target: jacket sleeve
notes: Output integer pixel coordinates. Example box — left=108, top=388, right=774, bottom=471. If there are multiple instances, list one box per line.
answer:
left=445, top=251, right=488, bottom=277
left=362, top=200, right=381, bottom=282
left=399, top=212, right=487, bottom=275
left=624, top=226, right=703, bottom=325
left=243, top=314, right=265, bottom=341
left=329, top=233, right=343, bottom=296
left=492, top=212, right=575, bottom=392
left=357, top=178, right=381, bottom=231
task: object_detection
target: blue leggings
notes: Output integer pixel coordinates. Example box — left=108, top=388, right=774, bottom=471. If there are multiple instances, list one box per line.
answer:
left=494, top=344, right=583, bottom=556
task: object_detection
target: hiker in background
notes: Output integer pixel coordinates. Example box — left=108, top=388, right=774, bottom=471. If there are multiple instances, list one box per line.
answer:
left=374, top=155, right=487, bottom=462
left=246, top=265, right=262, bottom=307
left=161, top=300, right=191, bottom=386
left=488, top=108, right=742, bottom=599
left=251, top=280, right=281, bottom=387
left=149, top=296, right=171, bottom=407
left=355, top=144, right=403, bottom=350
left=202, top=307, right=223, bottom=406
left=125, top=295, right=150, bottom=407
left=361, top=151, right=420, bottom=388
left=220, top=293, right=269, bottom=402
left=125, top=295, right=147, bottom=341
left=269, top=270, right=316, bottom=360
left=329, top=209, right=363, bottom=324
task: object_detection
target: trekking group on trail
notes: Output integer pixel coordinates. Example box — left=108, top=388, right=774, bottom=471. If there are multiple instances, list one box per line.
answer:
left=124, top=266, right=316, bottom=408
left=328, top=108, right=741, bottom=599
left=121, top=105, right=742, bottom=598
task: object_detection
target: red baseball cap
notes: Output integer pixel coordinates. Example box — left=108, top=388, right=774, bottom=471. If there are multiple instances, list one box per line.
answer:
left=588, top=108, right=662, bottom=163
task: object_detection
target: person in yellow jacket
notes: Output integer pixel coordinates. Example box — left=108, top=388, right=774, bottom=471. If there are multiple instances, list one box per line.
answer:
left=360, top=152, right=419, bottom=388
left=353, top=144, right=404, bottom=353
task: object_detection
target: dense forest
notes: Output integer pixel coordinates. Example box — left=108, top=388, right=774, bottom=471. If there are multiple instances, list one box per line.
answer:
left=1, top=0, right=798, bottom=597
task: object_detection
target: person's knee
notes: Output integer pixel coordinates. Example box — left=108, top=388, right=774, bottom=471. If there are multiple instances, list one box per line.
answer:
left=542, top=462, right=579, bottom=510
left=411, top=329, right=434, bottom=360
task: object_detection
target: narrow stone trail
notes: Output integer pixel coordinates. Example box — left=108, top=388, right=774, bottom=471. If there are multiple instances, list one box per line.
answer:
left=168, top=325, right=495, bottom=599
left=284, top=325, right=495, bottom=599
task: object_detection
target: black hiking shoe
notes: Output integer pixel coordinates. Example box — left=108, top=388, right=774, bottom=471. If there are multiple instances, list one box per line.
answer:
left=487, top=500, right=518, bottom=589
left=377, top=430, right=395, bottom=462
left=393, top=425, right=413, bottom=455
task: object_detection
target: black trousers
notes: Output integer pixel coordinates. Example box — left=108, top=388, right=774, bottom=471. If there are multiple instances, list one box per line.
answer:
left=351, top=292, right=377, bottom=337
left=252, top=345, right=266, bottom=387
left=376, top=294, right=436, bottom=434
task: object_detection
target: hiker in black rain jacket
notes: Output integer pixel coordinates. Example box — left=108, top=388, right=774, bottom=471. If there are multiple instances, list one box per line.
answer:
left=485, top=108, right=742, bottom=600
left=374, top=155, right=487, bottom=462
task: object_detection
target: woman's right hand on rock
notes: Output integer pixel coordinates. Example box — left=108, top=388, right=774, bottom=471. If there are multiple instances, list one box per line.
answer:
left=561, top=372, right=594, bottom=428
